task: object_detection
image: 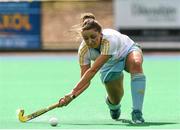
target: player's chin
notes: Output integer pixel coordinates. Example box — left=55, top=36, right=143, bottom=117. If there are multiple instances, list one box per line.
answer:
left=90, top=45, right=98, bottom=48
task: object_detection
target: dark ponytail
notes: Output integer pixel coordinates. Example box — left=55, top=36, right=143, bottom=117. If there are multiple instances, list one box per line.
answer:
left=81, top=13, right=96, bottom=22
left=81, top=13, right=102, bottom=33
left=69, top=13, right=102, bottom=41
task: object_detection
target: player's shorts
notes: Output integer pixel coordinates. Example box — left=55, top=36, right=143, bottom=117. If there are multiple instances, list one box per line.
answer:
left=100, top=43, right=142, bottom=83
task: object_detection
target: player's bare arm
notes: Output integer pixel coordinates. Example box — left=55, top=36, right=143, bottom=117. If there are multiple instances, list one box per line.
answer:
left=67, top=64, right=91, bottom=99
left=59, top=55, right=111, bottom=106
left=77, top=64, right=91, bottom=91
left=80, top=64, right=91, bottom=77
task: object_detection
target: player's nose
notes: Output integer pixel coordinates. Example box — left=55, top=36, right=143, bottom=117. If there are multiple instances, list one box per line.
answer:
left=88, top=39, right=92, bottom=44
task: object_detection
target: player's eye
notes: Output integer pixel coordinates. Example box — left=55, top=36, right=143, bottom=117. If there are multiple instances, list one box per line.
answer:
left=83, top=37, right=89, bottom=41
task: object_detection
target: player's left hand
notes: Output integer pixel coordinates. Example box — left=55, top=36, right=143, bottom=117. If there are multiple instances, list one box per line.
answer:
left=59, top=94, right=73, bottom=107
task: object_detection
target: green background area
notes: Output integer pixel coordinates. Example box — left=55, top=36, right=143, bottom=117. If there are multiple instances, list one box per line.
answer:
left=0, top=54, right=180, bottom=129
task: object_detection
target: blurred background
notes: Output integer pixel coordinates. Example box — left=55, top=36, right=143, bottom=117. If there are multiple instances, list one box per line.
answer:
left=0, top=0, right=180, bottom=51
left=0, top=1, right=180, bottom=129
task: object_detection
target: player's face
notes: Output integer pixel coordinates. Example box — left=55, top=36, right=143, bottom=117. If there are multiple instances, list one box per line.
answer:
left=81, top=29, right=102, bottom=48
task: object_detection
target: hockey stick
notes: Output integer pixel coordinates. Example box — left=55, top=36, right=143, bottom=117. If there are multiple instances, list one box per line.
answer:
left=18, top=102, right=60, bottom=122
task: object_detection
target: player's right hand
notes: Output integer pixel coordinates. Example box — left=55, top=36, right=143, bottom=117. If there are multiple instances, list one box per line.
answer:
left=58, top=94, right=74, bottom=107
left=58, top=98, right=65, bottom=107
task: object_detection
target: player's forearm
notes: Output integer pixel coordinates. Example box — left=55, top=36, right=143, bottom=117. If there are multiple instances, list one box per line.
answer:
left=72, top=82, right=90, bottom=98
left=60, top=83, right=89, bottom=105
left=75, top=69, right=95, bottom=90
left=71, top=68, right=96, bottom=97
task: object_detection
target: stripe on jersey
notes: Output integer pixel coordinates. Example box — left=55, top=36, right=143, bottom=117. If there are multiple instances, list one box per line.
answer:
left=79, top=44, right=88, bottom=65
left=101, top=39, right=110, bottom=55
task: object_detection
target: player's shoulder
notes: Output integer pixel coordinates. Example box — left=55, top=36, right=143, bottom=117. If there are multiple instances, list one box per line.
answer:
left=102, top=29, right=122, bottom=40
left=102, top=28, right=132, bottom=42
left=102, top=29, right=121, bottom=36
left=102, top=29, right=121, bottom=43
left=78, top=41, right=89, bottom=54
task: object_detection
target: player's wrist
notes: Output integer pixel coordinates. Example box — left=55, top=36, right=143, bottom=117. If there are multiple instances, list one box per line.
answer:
left=70, top=90, right=77, bottom=99
left=70, top=93, right=76, bottom=99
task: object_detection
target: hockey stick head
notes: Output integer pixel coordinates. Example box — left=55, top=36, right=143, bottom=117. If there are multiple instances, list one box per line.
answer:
left=17, top=103, right=59, bottom=123
left=18, top=109, right=29, bottom=122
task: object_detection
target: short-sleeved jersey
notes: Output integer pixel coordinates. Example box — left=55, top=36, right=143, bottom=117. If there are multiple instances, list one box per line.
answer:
left=78, top=29, right=135, bottom=69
